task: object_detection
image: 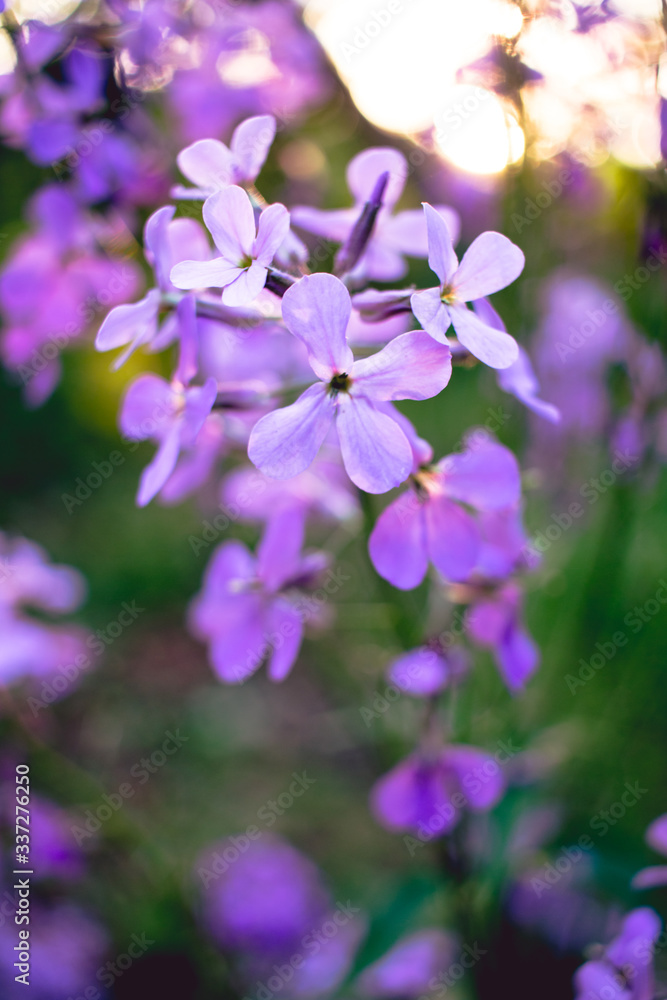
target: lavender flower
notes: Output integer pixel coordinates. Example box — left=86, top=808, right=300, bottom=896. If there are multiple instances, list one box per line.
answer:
left=574, top=908, right=661, bottom=1000
left=174, top=115, right=276, bottom=199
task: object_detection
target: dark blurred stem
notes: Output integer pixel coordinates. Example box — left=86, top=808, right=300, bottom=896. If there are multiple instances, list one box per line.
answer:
left=335, top=172, right=389, bottom=277
left=265, top=268, right=296, bottom=297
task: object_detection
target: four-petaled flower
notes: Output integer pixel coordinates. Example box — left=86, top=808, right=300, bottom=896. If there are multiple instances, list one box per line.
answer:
left=248, top=273, right=453, bottom=494
left=411, top=203, right=524, bottom=369
left=170, top=185, right=289, bottom=307
left=173, top=115, right=277, bottom=199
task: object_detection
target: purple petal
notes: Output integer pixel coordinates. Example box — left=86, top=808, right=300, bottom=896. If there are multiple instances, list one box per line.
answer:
left=281, top=273, right=354, bottom=381
left=95, top=290, right=160, bottom=356
left=357, top=929, right=455, bottom=999
left=449, top=303, right=519, bottom=369
left=231, top=114, right=276, bottom=182
left=177, top=138, right=235, bottom=192
left=290, top=206, right=358, bottom=242
left=221, top=262, right=267, bottom=306
left=175, top=294, right=198, bottom=385
left=257, top=507, right=305, bottom=592
left=253, top=202, right=290, bottom=265
left=347, top=147, right=407, bottom=209
left=336, top=395, right=412, bottom=494
left=144, top=206, right=176, bottom=291
left=424, top=495, right=480, bottom=582
left=170, top=257, right=242, bottom=290
left=209, top=594, right=267, bottom=684
left=370, top=756, right=458, bottom=835
left=439, top=437, right=521, bottom=510
left=351, top=331, right=452, bottom=401
left=497, top=620, right=539, bottom=693
left=443, top=745, right=506, bottom=811
left=368, top=493, right=429, bottom=590
left=646, top=814, right=667, bottom=857
left=248, top=383, right=334, bottom=480
left=453, top=231, right=525, bottom=301
left=574, top=961, right=631, bottom=1000
left=137, top=425, right=181, bottom=507
left=181, top=377, right=218, bottom=447
left=497, top=345, right=561, bottom=423
left=410, top=288, right=451, bottom=343
left=119, top=373, right=175, bottom=441
left=383, top=205, right=461, bottom=257
left=387, top=648, right=449, bottom=697
left=423, top=202, right=459, bottom=284
left=265, top=598, right=303, bottom=682
left=632, top=866, right=667, bottom=890
left=203, top=186, right=255, bottom=260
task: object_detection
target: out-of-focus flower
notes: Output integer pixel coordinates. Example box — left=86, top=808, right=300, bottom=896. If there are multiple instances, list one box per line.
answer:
left=118, top=296, right=218, bottom=506
left=0, top=902, right=108, bottom=999
left=189, top=508, right=328, bottom=683
left=573, top=908, right=661, bottom=1000
left=171, top=186, right=289, bottom=307
left=248, top=273, right=452, bottom=494
left=632, top=814, right=667, bottom=889
left=292, top=148, right=460, bottom=283
left=369, top=435, right=520, bottom=588
left=371, top=744, right=506, bottom=838
left=465, top=581, right=539, bottom=693
left=356, top=929, right=457, bottom=998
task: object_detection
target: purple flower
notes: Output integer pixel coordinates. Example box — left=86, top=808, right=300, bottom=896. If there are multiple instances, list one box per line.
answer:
left=173, top=115, right=276, bottom=199
left=248, top=273, right=452, bottom=494
left=371, top=744, right=506, bottom=838
left=632, top=814, right=667, bottom=889
left=410, top=204, right=524, bottom=368
left=386, top=646, right=467, bottom=698
left=197, top=834, right=330, bottom=955
left=170, top=185, right=289, bottom=306
left=95, top=205, right=210, bottom=369
left=292, top=148, right=460, bottom=282
left=188, top=508, right=325, bottom=683
left=369, top=435, right=521, bottom=588
left=118, top=296, right=218, bottom=506
left=0, top=902, right=108, bottom=999
left=356, top=929, right=457, bottom=998
left=574, top=908, right=661, bottom=1000
left=466, top=581, right=539, bottom=693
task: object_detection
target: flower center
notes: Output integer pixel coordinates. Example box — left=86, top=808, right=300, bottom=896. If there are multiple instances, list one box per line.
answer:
left=440, top=284, right=457, bottom=305
left=238, top=253, right=253, bottom=269
left=328, top=372, right=351, bottom=395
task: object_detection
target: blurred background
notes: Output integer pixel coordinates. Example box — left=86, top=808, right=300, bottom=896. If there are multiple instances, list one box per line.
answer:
left=1, top=1, right=667, bottom=998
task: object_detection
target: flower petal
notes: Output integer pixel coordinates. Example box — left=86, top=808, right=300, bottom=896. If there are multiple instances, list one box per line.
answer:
left=449, top=304, right=519, bottom=369
left=266, top=598, right=304, bottom=681
left=336, top=395, right=412, bottom=494
left=369, top=492, right=429, bottom=590
left=383, top=204, right=461, bottom=257
left=119, top=373, right=175, bottom=441
left=423, top=202, right=459, bottom=284
left=177, top=138, right=235, bottom=192
left=443, top=745, right=506, bottom=811
left=144, top=206, right=176, bottom=290
left=203, top=185, right=255, bottom=260
left=137, top=425, right=181, bottom=507
left=387, top=648, right=449, bottom=697
left=257, top=507, right=305, bottom=592
left=453, top=231, right=525, bottom=301
left=424, top=496, right=480, bottom=582
left=208, top=595, right=267, bottom=684
left=95, top=289, right=160, bottom=355
left=231, top=114, right=276, bottom=181
left=248, top=382, right=334, bottom=480
left=221, top=262, right=267, bottom=306
left=351, top=331, right=451, bottom=401
left=290, top=206, right=358, bottom=242
left=281, top=273, right=354, bottom=381
left=410, top=288, right=451, bottom=343
left=170, top=257, right=242, bottom=290
left=253, top=202, right=290, bottom=265
left=347, top=147, right=407, bottom=209
left=439, top=437, right=521, bottom=510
